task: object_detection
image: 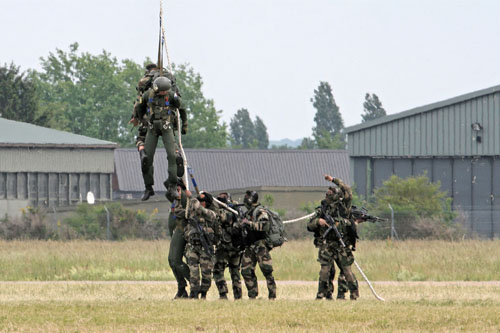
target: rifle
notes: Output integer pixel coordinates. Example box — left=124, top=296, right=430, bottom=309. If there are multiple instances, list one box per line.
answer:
left=351, top=206, right=387, bottom=223
left=188, top=217, right=214, bottom=257
left=320, top=203, right=346, bottom=245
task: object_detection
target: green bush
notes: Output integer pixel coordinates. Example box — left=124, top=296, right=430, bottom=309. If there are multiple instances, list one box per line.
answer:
left=358, top=174, right=463, bottom=240
left=0, top=207, right=56, bottom=240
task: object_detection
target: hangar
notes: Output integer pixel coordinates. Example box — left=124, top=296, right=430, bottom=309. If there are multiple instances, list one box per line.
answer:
left=0, top=118, right=116, bottom=217
left=345, top=85, right=500, bottom=238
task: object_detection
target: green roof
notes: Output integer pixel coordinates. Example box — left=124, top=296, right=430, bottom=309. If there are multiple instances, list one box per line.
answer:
left=0, top=118, right=117, bottom=148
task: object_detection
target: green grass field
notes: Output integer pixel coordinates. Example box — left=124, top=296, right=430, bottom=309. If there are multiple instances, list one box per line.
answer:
left=1, top=281, right=499, bottom=331
left=1, top=239, right=499, bottom=281
left=1, top=240, right=500, bottom=331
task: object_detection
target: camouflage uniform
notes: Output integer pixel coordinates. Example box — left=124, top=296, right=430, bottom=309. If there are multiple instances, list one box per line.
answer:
left=134, top=86, right=187, bottom=196
left=240, top=204, right=276, bottom=299
left=213, top=207, right=243, bottom=299
left=307, top=177, right=359, bottom=300
left=168, top=190, right=190, bottom=298
left=182, top=198, right=217, bottom=298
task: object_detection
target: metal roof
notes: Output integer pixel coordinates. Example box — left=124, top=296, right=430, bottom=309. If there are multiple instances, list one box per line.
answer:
left=114, top=148, right=350, bottom=192
left=345, top=84, right=500, bottom=134
left=0, top=118, right=117, bottom=148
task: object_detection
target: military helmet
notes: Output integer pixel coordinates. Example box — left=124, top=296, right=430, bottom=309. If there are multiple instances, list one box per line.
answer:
left=325, top=186, right=340, bottom=204
left=244, top=190, right=258, bottom=207
left=152, top=76, right=171, bottom=93
left=198, top=192, right=213, bottom=207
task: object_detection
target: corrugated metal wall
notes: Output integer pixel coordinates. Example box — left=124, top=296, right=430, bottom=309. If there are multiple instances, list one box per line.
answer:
left=349, top=92, right=500, bottom=157
left=352, top=156, right=500, bottom=238
left=0, top=172, right=112, bottom=207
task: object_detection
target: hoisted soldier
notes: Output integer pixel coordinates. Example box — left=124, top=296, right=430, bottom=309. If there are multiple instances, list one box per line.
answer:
left=183, top=192, right=218, bottom=299
left=307, top=175, right=360, bottom=300
left=240, top=190, right=277, bottom=300
left=133, top=76, right=188, bottom=202
left=212, top=192, right=243, bottom=300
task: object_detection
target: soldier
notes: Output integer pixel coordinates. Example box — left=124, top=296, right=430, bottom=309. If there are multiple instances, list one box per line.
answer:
left=134, top=76, right=188, bottom=202
left=183, top=192, right=217, bottom=299
left=307, top=175, right=360, bottom=300
left=240, top=190, right=277, bottom=300
left=212, top=192, right=243, bottom=300
left=167, top=178, right=191, bottom=299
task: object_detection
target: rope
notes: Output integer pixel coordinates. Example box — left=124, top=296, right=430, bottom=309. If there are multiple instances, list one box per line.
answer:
left=159, top=1, right=189, bottom=218
left=283, top=213, right=315, bottom=224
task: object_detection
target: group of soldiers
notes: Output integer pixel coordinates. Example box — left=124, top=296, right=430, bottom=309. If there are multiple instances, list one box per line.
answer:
left=129, top=64, right=363, bottom=301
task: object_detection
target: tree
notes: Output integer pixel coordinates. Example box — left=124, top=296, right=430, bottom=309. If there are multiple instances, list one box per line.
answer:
left=0, top=63, right=39, bottom=124
left=173, top=63, right=228, bottom=148
left=362, top=93, right=387, bottom=123
left=254, top=116, right=269, bottom=149
left=311, top=81, right=345, bottom=149
left=230, top=108, right=256, bottom=148
left=359, top=174, right=459, bottom=240
left=298, top=137, right=315, bottom=149
left=32, top=43, right=142, bottom=146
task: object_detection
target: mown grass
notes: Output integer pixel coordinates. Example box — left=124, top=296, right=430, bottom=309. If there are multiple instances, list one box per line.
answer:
left=0, top=239, right=499, bottom=281
left=0, top=282, right=499, bottom=332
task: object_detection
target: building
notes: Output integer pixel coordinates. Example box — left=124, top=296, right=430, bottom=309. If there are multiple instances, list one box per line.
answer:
left=0, top=118, right=117, bottom=216
left=345, top=85, right=500, bottom=238
left=114, top=148, right=350, bottom=218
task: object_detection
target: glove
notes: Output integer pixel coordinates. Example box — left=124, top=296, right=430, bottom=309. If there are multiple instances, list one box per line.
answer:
left=181, top=123, right=188, bottom=135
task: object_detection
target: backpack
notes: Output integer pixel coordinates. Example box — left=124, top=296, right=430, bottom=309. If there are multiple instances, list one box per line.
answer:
left=253, top=207, right=286, bottom=247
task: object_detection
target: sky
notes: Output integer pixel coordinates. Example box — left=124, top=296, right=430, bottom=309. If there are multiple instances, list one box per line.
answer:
left=2, top=0, right=500, bottom=141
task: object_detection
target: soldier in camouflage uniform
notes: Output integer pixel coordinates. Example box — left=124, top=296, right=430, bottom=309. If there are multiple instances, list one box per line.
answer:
left=212, top=192, right=243, bottom=300
left=133, top=76, right=187, bottom=202
left=240, top=190, right=277, bottom=299
left=182, top=192, right=218, bottom=299
left=307, top=175, right=359, bottom=300
left=167, top=178, right=191, bottom=299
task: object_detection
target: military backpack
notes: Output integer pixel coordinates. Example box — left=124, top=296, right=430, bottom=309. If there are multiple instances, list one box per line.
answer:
left=252, top=207, right=286, bottom=247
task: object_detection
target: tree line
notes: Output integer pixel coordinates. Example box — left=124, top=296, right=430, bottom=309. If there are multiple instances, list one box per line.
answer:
left=0, top=44, right=386, bottom=149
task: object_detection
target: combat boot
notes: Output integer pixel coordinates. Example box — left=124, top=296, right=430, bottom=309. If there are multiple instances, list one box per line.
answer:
left=199, top=291, right=207, bottom=299
left=219, top=293, right=228, bottom=300
left=176, top=152, right=184, bottom=177
left=325, top=292, right=333, bottom=300
left=350, top=290, right=359, bottom=300
left=189, top=290, right=199, bottom=299
left=174, top=288, right=188, bottom=299
left=141, top=186, right=155, bottom=201
left=336, top=292, right=346, bottom=300
left=139, top=149, right=148, bottom=173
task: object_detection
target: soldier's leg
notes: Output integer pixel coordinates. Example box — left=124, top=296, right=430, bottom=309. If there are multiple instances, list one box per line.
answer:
left=168, top=225, right=190, bottom=298
left=160, top=128, right=178, bottom=190
left=199, top=252, right=214, bottom=299
left=186, top=246, right=201, bottom=299
left=142, top=128, right=159, bottom=200
left=326, top=264, right=336, bottom=300
left=335, top=265, right=349, bottom=300
left=338, top=249, right=359, bottom=300
left=316, top=246, right=334, bottom=299
left=240, top=247, right=258, bottom=299
left=213, top=250, right=229, bottom=298
left=228, top=251, right=242, bottom=300
left=256, top=244, right=276, bottom=299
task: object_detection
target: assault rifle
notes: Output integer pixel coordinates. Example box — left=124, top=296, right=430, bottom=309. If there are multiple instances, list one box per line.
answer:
left=320, top=203, right=346, bottom=244
left=351, top=206, right=387, bottom=223
left=188, top=217, right=214, bottom=257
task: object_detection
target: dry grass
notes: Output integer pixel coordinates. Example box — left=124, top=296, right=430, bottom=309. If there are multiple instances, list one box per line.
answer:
left=0, top=239, right=499, bottom=281
left=0, top=281, right=499, bottom=332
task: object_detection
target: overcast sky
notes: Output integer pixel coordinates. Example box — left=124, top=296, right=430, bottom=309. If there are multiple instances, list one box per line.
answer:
left=2, top=0, right=500, bottom=141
